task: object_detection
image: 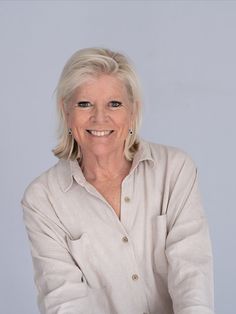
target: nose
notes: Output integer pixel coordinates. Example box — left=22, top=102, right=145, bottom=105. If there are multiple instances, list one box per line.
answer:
left=90, top=106, right=108, bottom=123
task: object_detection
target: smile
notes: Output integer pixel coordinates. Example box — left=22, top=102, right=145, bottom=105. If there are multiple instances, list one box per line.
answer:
left=86, top=130, right=114, bottom=137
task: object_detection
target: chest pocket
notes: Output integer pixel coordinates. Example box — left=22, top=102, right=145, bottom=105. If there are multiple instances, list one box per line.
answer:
left=152, top=214, right=168, bottom=275
left=67, top=232, right=107, bottom=289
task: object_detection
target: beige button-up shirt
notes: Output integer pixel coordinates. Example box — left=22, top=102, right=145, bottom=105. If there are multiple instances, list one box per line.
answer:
left=21, top=140, right=214, bottom=314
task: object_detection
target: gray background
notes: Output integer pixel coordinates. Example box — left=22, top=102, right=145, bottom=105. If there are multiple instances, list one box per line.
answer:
left=0, top=1, right=235, bottom=313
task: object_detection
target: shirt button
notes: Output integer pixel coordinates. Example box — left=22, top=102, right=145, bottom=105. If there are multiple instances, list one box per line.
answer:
left=122, top=236, right=128, bottom=243
left=132, top=274, right=139, bottom=281
left=124, top=196, right=130, bottom=203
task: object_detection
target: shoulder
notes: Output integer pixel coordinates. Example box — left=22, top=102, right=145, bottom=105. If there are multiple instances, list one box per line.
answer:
left=141, top=139, right=197, bottom=176
left=143, top=139, right=195, bottom=166
left=21, top=159, right=70, bottom=211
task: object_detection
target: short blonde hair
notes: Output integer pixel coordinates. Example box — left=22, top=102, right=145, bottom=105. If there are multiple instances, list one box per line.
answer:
left=53, top=47, right=142, bottom=161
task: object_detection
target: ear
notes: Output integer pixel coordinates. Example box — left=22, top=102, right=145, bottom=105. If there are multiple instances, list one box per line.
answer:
left=130, top=101, right=138, bottom=123
left=61, top=100, right=70, bottom=124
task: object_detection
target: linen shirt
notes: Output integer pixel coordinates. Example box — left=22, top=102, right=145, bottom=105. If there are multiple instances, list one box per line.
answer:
left=21, top=140, right=214, bottom=314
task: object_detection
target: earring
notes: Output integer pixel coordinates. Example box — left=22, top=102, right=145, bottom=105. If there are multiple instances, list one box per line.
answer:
left=129, top=128, right=133, bottom=135
left=68, top=128, right=72, bottom=135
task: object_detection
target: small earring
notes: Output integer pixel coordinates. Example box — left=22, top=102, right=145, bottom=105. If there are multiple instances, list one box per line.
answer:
left=68, top=128, right=72, bottom=135
left=129, top=128, right=133, bottom=135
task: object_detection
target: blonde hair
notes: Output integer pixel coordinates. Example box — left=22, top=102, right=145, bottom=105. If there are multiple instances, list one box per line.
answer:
left=53, top=47, right=142, bottom=161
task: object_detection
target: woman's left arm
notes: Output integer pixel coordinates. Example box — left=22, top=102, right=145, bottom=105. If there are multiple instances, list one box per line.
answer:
left=165, top=156, right=214, bottom=314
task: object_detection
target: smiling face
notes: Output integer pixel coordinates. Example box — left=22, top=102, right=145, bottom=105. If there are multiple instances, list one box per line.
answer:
left=65, top=74, right=134, bottom=159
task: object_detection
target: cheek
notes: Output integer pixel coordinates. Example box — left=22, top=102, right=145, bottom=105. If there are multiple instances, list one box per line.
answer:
left=116, top=118, right=132, bottom=138
left=69, top=113, right=86, bottom=128
left=119, top=114, right=132, bottom=130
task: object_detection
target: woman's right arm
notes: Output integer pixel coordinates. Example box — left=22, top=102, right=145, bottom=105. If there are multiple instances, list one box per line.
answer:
left=21, top=184, right=90, bottom=314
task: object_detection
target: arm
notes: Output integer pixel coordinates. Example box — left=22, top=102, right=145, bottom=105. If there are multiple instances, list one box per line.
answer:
left=21, top=184, right=90, bottom=314
left=165, top=157, right=214, bottom=314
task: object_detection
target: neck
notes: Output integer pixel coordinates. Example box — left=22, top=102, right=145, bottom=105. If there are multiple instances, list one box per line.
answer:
left=79, top=150, right=132, bottom=182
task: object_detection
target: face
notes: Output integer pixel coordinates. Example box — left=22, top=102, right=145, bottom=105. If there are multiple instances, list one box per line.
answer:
left=65, top=74, right=134, bottom=159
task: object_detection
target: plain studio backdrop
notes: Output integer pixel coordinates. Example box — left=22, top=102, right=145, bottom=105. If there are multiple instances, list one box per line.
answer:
left=0, top=1, right=235, bottom=313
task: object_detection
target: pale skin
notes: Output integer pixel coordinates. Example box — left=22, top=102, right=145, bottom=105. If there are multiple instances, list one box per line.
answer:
left=65, top=74, right=135, bottom=219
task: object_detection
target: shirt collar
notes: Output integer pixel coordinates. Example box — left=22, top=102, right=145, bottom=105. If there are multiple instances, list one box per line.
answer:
left=129, top=138, right=155, bottom=174
left=57, top=138, right=155, bottom=193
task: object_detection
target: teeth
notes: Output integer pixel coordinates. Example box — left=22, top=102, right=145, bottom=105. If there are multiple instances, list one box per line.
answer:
left=89, top=130, right=112, bottom=137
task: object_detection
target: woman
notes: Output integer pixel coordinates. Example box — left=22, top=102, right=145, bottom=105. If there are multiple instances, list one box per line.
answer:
left=22, top=48, right=214, bottom=314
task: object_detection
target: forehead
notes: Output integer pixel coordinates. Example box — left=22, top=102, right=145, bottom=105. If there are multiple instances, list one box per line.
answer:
left=73, top=74, right=129, bottom=100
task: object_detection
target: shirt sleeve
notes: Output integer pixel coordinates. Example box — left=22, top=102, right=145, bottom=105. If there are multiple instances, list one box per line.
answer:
left=21, top=183, right=90, bottom=314
left=165, top=156, right=214, bottom=314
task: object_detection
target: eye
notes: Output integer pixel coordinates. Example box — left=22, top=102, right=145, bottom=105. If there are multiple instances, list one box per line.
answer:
left=76, top=101, right=92, bottom=108
left=109, top=101, right=122, bottom=108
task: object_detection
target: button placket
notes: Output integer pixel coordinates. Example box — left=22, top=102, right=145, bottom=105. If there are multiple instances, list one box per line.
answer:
left=119, top=223, right=150, bottom=314
left=120, top=176, right=150, bottom=311
left=120, top=176, right=132, bottom=227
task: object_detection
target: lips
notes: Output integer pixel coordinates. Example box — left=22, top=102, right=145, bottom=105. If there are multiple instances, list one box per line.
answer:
left=86, top=130, right=114, bottom=137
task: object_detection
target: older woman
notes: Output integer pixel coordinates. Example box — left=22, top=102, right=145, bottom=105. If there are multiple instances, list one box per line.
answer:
left=22, top=48, right=214, bottom=314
